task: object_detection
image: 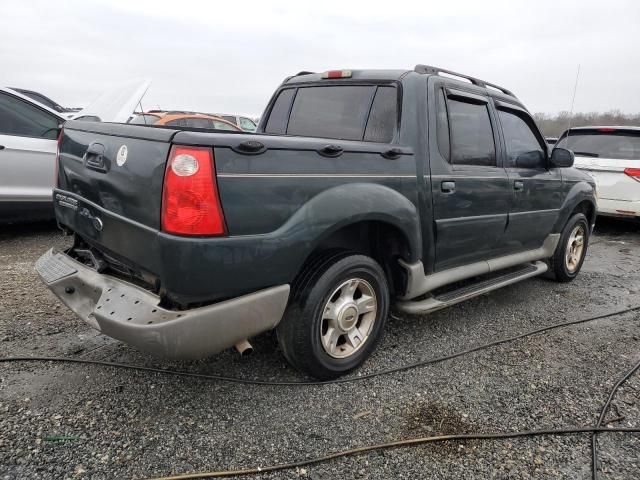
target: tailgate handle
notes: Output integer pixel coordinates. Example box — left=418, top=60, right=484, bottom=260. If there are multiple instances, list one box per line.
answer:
left=318, top=144, right=343, bottom=157
left=83, top=142, right=107, bottom=171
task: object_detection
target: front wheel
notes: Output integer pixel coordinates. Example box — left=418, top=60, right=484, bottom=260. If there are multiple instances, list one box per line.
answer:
left=550, top=213, right=590, bottom=282
left=277, top=254, right=389, bottom=380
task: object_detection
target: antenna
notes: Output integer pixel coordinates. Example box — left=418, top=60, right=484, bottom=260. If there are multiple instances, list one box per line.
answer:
left=566, top=64, right=581, bottom=137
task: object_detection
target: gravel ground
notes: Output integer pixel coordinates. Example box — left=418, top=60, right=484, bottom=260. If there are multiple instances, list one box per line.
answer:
left=0, top=217, right=639, bottom=479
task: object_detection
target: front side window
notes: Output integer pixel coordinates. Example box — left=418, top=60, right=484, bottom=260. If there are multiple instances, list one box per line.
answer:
left=448, top=97, right=496, bottom=167
left=435, top=89, right=450, bottom=160
left=0, top=92, right=59, bottom=139
left=498, top=109, right=545, bottom=168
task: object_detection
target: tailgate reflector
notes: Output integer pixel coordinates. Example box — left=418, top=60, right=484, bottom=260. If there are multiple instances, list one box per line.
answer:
left=161, top=145, right=226, bottom=236
left=321, top=70, right=352, bottom=79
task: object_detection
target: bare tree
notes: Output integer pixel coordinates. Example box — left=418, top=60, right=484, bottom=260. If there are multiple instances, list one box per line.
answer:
left=534, top=111, right=640, bottom=137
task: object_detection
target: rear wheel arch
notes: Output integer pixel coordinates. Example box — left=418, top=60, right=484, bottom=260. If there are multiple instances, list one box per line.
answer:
left=293, top=219, right=415, bottom=298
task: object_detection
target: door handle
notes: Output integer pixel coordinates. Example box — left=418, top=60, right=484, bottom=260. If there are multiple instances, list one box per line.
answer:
left=441, top=181, right=456, bottom=193
left=381, top=148, right=403, bottom=160
left=318, top=144, right=344, bottom=157
left=513, top=180, right=524, bottom=192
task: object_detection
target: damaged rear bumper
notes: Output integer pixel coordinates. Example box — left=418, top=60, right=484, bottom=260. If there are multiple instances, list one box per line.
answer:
left=35, top=249, right=290, bottom=360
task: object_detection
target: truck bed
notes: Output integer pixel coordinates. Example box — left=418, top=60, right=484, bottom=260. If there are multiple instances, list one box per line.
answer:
left=56, top=120, right=420, bottom=307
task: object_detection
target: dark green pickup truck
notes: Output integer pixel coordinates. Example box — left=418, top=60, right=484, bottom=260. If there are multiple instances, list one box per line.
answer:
left=36, top=65, right=596, bottom=379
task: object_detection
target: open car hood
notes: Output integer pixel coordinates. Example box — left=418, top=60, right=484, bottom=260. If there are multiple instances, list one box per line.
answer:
left=71, top=79, right=151, bottom=123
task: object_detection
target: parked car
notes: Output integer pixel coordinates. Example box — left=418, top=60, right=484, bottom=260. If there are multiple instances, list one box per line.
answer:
left=0, top=87, right=65, bottom=222
left=10, top=88, right=81, bottom=115
left=36, top=65, right=596, bottom=379
left=556, top=126, right=639, bottom=220
left=0, top=81, right=149, bottom=223
left=129, top=112, right=242, bottom=131
left=216, top=114, right=258, bottom=132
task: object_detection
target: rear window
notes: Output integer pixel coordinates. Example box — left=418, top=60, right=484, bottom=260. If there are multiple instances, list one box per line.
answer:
left=265, top=85, right=398, bottom=142
left=556, top=130, right=640, bottom=160
left=129, top=114, right=160, bottom=125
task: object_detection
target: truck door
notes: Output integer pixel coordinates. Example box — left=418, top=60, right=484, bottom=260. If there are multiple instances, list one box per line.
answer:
left=494, top=102, right=563, bottom=252
left=428, top=83, right=511, bottom=271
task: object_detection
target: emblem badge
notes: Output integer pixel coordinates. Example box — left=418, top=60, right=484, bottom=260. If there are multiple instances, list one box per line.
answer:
left=116, top=145, right=128, bottom=166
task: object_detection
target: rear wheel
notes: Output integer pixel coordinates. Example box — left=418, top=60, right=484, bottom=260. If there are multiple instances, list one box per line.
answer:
left=550, top=213, right=589, bottom=282
left=277, top=254, right=389, bottom=380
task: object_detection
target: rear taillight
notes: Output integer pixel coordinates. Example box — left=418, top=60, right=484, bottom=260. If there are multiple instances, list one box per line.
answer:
left=161, top=145, right=226, bottom=236
left=624, top=168, right=640, bottom=182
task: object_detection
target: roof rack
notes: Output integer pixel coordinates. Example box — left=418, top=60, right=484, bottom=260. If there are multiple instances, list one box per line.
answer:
left=414, top=64, right=515, bottom=98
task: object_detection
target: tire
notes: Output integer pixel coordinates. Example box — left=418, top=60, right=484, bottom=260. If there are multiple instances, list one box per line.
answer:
left=277, top=254, right=389, bottom=380
left=550, top=213, right=590, bottom=282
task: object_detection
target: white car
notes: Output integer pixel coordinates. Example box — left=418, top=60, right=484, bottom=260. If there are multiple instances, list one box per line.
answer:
left=556, top=126, right=640, bottom=220
left=0, top=87, right=65, bottom=222
left=0, top=81, right=150, bottom=223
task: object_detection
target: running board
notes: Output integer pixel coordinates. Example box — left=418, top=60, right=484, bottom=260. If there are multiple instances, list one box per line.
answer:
left=396, top=261, right=548, bottom=315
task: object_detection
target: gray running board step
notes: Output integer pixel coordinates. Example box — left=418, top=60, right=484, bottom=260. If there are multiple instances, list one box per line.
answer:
left=396, top=261, right=548, bottom=315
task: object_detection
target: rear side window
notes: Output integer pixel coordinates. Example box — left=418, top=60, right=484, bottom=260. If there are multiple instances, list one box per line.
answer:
left=498, top=109, right=546, bottom=168
left=265, top=85, right=398, bottom=142
left=211, top=120, right=238, bottom=131
left=264, top=88, right=295, bottom=134
left=364, top=87, right=397, bottom=143
left=0, top=92, right=59, bottom=139
left=447, top=98, right=496, bottom=167
left=556, top=130, right=640, bottom=160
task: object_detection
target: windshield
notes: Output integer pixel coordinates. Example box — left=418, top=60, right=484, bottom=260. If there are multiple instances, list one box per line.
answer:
left=557, top=129, right=640, bottom=160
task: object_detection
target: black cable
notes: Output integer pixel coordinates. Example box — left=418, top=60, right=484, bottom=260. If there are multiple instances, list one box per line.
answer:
left=1, top=305, right=638, bottom=387
left=2, top=305, right=639, bottom=479
left=146, top=427, right=640, bottom=480
left=591, top=357, right=640, bottom=480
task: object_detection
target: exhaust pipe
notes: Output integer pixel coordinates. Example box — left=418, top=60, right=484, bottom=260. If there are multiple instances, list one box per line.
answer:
left=234, top=339, right=253, bottom=356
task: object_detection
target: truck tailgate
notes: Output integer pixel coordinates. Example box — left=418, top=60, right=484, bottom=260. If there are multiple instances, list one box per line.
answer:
left=55, top=121, right=179, bottom=277
left=58, top=121, right=176, bottom=229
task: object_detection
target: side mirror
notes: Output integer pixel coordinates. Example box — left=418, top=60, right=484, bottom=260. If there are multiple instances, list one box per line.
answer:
left=516, top=150, right=545, bottom=169
left=550, top=147, right=574, bottom=168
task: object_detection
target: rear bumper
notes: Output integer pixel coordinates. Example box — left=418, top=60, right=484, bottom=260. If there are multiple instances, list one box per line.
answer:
left=597, top=198, right=640, bottom=219
left=35, top=249, right=290, bottom=360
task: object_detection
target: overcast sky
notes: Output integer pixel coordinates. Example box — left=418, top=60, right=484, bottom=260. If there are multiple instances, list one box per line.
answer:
left=2, top=0, right=639, bottom=117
